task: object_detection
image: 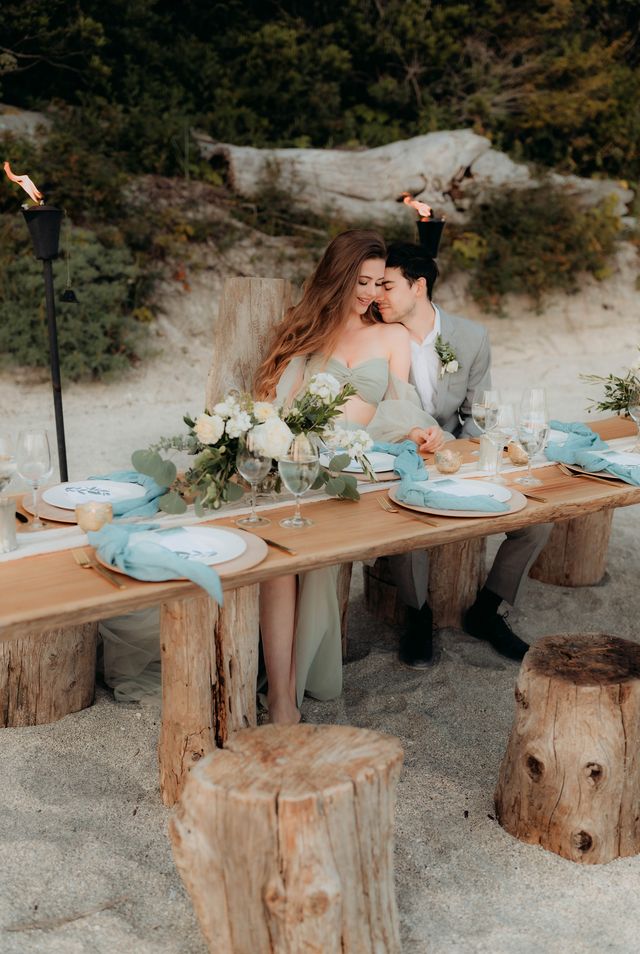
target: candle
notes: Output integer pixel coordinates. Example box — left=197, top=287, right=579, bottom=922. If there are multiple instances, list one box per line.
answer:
left=434, top=448, right=462, bottom=474
left=75, top=502, right=113, bottom=531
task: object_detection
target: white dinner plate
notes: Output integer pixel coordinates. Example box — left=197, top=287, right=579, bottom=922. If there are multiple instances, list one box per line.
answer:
left=389, top=477, right=527, bottom=518
left=127, top=526, right=247, bottom=565
left=598, top=449, right=640, bottom=466
left=43, top=480, right=148, bottom=510
left=319, top=450, right=396, bottom=473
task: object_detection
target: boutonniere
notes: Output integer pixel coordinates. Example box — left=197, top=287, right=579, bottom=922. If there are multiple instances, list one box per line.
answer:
left=435, top=335, right=460, bottom=378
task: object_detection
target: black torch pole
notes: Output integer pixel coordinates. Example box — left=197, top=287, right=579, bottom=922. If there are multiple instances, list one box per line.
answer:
left=42, top=258, right=68, bottom=481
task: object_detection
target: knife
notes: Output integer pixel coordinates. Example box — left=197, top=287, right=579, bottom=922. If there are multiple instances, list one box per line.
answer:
left=260, top=536, right=297, bottom=555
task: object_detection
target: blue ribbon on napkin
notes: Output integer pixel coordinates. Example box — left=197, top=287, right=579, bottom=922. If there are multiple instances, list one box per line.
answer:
left=89, top=470, right=168, bottom=517
left=371, top=440, right=428, bottom=481
left=544, top=421, right=640, bottom=486
left=88, top=523, right=223, bottom=603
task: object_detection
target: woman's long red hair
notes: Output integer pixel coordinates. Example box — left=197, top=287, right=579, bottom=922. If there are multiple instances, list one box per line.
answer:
left=253, top=229, right=386, bottom=399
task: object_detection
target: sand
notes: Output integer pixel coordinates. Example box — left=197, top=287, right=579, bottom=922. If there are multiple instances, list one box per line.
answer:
left=1, top=243, right=639, bottom=953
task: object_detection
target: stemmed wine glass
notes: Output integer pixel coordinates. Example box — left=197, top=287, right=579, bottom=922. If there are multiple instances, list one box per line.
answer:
left=628, top=387, right=640, bottom=452
left=0, top=436, right=17, bottom=493
left=485, top=402, right=516, bottom=484
left=235, top=432, right=272, bottom=527
left=515, top=389, right=549, bottom=487
left=277, top=433, right=320, bottom=529
left=16, top=429, right=53, bottom=530
left=471, top=388, right=501, bottom=435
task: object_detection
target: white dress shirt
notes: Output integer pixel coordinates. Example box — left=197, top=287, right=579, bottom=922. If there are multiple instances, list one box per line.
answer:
left=410, top=305, right=441, bottom=416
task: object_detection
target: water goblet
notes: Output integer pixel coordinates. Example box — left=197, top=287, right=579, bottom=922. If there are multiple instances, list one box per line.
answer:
left=235, top=432, right=272, bottom=527
left=277, top=433, right=320, bottom=529
left=514, top=421, right=549, bottom=487
left=0, top=436, right=17, bottom=493
left=16, top=429, right=53, bottom=530
left=471, top=388, right=501, bottom=436
left=628, top=388, right=640, bottom=452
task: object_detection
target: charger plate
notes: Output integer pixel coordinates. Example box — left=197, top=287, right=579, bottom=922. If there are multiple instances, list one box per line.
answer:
left=561, top=463, right=626, bottom=482
left=95, top=525, right=268, bottom=579
left=389, top=478, right=527, bottom=518
left=22, top=492, right=77, bottom=524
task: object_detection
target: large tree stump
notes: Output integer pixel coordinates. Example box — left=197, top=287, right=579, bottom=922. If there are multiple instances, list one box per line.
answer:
left=170, top=724, right=403, bottom=953
left=529, top=510, right=613, bottom=586
left=495, top=633, right=640, bottom=864
left=336, top=561, right=353, bottom=658
left=363, top=538, right=486, bottom=630
left=0, top=623, right=97, bottom=726
left=158, top=585, right=259, bottom=807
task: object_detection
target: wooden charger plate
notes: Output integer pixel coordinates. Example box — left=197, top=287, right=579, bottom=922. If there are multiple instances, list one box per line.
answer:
left=388, top=484, right=528, bottom=518
left=94, top=526, right=269, bottom=579
left=22, top=491, right=77, bottom=524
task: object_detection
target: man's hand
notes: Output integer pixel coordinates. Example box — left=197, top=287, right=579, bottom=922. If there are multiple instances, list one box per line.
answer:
left=408, top=425, right=445, bottom=453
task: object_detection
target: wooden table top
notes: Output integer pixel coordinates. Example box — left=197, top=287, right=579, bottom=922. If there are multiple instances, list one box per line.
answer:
left=2, top=416, right=638, bottom=640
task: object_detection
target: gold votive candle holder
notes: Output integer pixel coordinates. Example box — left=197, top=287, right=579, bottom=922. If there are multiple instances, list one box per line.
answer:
left=434, top=448, right=463, bottom=474
left=75, top=501, right=113, bottom=531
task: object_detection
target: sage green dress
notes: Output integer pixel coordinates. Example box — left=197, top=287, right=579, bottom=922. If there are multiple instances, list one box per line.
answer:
left=276, top=354, right=438, bottom=705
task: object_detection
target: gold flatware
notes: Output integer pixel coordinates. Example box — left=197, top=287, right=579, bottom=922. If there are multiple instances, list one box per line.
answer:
left=378, top=495, right=440, bottom=526
left=378, top=497, right=399, bottom=513
left=72, top=548, right=127, bottom=589
left=259, top=536, right=297, bottom=556
left=557, top=462, right=616, bottom=485
left=520, top=491, right=548, bottom=503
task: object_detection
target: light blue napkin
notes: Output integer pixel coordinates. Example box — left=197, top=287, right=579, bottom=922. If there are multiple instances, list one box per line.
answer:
left=544, top=421, right=640, bottom=485
left=89, top=470, right=168, bottom=517
left=88, top=523, right=223, bottom=603
left=371, top=440, right=428, bottom=481
left=396, top=476, right=509, bottom=512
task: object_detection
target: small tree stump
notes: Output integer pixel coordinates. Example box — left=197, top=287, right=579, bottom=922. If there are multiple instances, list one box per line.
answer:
left=495, top=633, right=640, bottom=864
left=363, top=538, right=486, bottom=630
left=529, top=510, right=613, bottom=586
left=170, top=724, right=404, bottom=953
left=0, top=623, right=97, bottom=726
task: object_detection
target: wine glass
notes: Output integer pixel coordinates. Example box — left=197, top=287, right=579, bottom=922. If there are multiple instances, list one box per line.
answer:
left=16, top=429, right=53, bottom=530
left=277, top=433, right=320, bottom=529
left=235, top=432, right=272, bottom=527
left=628, top=387, right=640, bottom=452
left=484, top=402, right=516, bottom=484
left=514, top=421, right=549, bottom=486
left=0, top=436, right=17, bottom=493
left=519, top=388, right=547, bottom=423
left=471, top=388, right=501, bottom=435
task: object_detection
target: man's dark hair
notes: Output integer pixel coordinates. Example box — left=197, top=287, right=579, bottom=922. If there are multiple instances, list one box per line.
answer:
left=386, top=242, right=439, bottom=300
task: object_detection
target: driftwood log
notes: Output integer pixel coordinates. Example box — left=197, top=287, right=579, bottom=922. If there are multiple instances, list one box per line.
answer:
left=170, top=724, right=404, bottom=953
left=495, top=633, right=640, bottom=864
left=158, top=587, right=259, bottom=807
left=529, top=510, right=613, bottom=586
left=363, top=537, right=486, bottom=630
left=0, top=623, right=97, bottom=727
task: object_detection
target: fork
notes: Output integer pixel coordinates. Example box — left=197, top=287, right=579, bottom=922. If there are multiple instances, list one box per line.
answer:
left=557, top=462, right=614, bottom=485
left=377, top=495, right=439, bottom=526
left=72, top=549, right=127, bottom=589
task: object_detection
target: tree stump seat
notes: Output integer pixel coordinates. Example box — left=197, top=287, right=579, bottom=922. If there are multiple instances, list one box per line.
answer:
left=170, top=723, right=404, bottom=953
left=495, top=633, right=640, bottom=864
left=529, top=510, right=613, bottom=586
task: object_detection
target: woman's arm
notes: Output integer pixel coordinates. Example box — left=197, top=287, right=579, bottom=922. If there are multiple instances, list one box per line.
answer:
left=383, top=324, right=412, bottom=382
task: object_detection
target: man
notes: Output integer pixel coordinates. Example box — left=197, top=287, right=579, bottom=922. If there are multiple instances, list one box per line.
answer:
left=376, top=241, right=552, bottom=667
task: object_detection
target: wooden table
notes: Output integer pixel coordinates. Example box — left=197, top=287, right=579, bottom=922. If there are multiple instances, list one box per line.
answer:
left=1, top=416, right=638, bottom=805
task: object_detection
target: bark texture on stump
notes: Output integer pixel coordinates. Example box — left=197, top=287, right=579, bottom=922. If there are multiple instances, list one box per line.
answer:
left=363, top=537, right=486, bottom=630
left=170, top=724, right=404, bottom=953
left=158, top=586, right=259, bottom=807
left=529, top=510, right=613, bottom=586
left=495, top=633, right=640, bottom=864
left=336, top=561, right=353, bottom=658
left=0, top=623, right=97, bottom=726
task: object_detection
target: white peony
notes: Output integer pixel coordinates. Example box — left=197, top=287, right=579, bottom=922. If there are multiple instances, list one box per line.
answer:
left=250, top=418, right=294, bottom=460
left=213, top=396, right=239, bottom=419
left=225, top=410, right=253, bottom=438
left=253, top=401, right=277, bottom=423
left=194, top=412, right=224, bottom=445
left=307, top=372, right=341, bottom=403
left=445, top=359, right=459, bottom=374
left=345, top=428, right=374, bottom=456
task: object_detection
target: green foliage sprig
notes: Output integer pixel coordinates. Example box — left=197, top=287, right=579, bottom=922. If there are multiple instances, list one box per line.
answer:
left=580, top=359, right=640, bottom=414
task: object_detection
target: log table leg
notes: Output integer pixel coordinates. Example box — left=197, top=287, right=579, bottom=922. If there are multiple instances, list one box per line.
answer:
left=337, top=561, right=353, bottom=658
left=170, top=724, right=404, bottom=953
left=495, top=633, right=640, bottom=864
left=363, top=538, right=486, bottom=630
left=0, top=623, right=97, bottom=726
left=158, top=584, right=259, bottom=807
left=529, top=510, right=613, bottom=586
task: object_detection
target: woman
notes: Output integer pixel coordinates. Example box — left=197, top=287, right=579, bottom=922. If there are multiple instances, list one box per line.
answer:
left=254, top=230, right=444, bottom=724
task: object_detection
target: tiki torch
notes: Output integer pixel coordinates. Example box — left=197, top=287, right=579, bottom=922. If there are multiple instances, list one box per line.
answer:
left=401, top=193, right=446, bottom=257
left=4, top=162, right=68, bottom=481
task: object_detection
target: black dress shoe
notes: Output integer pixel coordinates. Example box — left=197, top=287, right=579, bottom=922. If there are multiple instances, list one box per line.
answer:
left=463, top=606, right=529, bottom=661
left=399, top=604, right=434, bottom=669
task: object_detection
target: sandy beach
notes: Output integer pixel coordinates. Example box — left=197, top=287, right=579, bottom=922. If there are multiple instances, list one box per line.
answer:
left=1, top=243, right=639, bottom=953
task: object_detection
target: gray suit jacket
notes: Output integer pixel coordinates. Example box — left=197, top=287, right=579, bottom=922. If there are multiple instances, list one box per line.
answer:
left=410, top=308, right=491, bottom=439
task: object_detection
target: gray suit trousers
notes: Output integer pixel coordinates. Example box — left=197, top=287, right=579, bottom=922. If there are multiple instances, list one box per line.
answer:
left=388, top=523, right=553, bottom=610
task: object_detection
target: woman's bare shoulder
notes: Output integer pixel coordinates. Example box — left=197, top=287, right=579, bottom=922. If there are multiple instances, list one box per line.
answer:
left=373, top=322, right=411, bottom=346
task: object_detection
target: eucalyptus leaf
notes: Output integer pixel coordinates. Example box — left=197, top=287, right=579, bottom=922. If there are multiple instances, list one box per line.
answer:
left=131, top=448, right=163, bottom=476
left=225, top=482, right=245, bottom=502
left=326, top=475, right=345, bottom=495
left=158, top=491, right=188, bottom=514
left=312, top=473, right=327, bottom=490
left=329, top=453, right=351, bottom=471
left=156, top=459, right=178, bottom=487
left=194, top=497, right=205, bottom=517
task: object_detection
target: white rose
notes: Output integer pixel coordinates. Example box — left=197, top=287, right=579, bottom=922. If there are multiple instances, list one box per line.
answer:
left=253, top=401, right=277, bottom=423
left=445, top=360, right=459, bottom=374
left=213, top=397, right=238, bottom=419
left=323, top=425, right=349, bottom=449
left=307, top=372, right=341, bottom=403
left=346, top=428, right=374, bottom=456
left=225, top=410, right=252, bottom=438
left=194, top=412, right=224, bottom=445
left=250, top=418, right=294, bottom=460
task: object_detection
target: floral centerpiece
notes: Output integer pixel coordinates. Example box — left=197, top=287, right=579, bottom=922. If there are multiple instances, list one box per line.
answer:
left=132, top=373, right=374, bottom=513
left=581, top=350, right=640, bottom=413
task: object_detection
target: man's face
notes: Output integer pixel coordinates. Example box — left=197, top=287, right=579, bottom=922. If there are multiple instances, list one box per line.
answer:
left=376, top=267, right=423, bottom=323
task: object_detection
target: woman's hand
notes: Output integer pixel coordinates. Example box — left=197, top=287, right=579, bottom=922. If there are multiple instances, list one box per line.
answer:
left=408, top=425, right=445, bottom=453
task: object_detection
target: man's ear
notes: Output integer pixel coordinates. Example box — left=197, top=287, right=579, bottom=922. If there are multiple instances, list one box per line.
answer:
left=414, top=276, right=427, bottom=298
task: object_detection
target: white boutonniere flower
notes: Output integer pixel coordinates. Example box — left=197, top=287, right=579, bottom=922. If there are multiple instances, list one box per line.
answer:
left=435, top=335, right=460, bottom=378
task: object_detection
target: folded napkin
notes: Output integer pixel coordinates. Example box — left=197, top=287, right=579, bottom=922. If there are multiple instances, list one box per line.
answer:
left=371, top=440, right=428, bottom=481
left=89, top=470, right=168, bottom=517
left=395, top=476, right=509, bottom=512
left=88, top=523, right=223, bottom=603
left=544, top=421, right=640, bottom=486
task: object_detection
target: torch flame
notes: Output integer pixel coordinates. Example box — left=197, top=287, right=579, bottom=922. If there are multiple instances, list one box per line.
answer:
left=401, top=192, right=432, bottom=221
left=3, top=161, right=43, bottom=204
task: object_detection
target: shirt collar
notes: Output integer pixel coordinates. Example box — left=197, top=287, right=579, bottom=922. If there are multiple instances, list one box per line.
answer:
left=415, top=304, right=440, bottom=349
